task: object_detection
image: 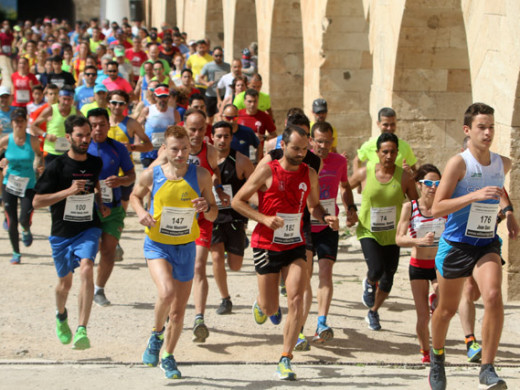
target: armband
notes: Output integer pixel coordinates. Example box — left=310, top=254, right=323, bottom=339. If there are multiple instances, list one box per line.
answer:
left=348, top=204, right=358, bottom=212
left=502, top=205, right=514, bottom=214
left=215, top=184, right=224, bottom=191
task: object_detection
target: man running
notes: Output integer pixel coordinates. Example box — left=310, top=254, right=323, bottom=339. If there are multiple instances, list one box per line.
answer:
left=429, top=103, right=518, bottom=390
left=210, top=121, right=254, bottom=314
left=33, top=115, right=109, bottom=350
left=87, top=108, right=135, bottom=307
left=130, top=125, right=217, bottom=379
left=232, top=125, right=338, bottom=380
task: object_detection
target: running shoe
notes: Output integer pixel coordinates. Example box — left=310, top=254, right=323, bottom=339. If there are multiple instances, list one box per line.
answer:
left=467, top=341, right=482, bottom=363
left=72, top=327, right=90, bottom=350
left=114, top=244, right=124, bottom=262
left=277, top=356, right=296, bottom=380
left=362, top=278, right=375, bottom=308
left=429, top=292, right=438, bottom=314
left=365, top=310, right=381, bottom=331
left=269, top=307, right=282, bottom=325
left=422, top=352, right=431, bottom=364
left=142, top=332, right=164, bottom=367
left=56, top=318, right=72, bottom=345
left=294, top=333, right=310, bottom=351
left=161, top=354, right=182, bottom=379
left=280, top=279, right=287, bottom=297
left=429, top=352, right=447, bottom=390
left=313, top=323, right=334, bottom=343
left=10, top=252, right=21, bottom=264
left=192, top=317, right=209, bottom=343
left=479, top=364, right=507, bottom=389
left=93, top=290, right=111, bottom=307
left=21, top=230, right=33, bottom=247
left=252, top=300, right=267, bottom=324
left=216, top=297, right=232, bottom=315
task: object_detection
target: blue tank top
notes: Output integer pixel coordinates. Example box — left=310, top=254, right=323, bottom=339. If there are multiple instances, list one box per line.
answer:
left=0, top=107, right=15, bottom=135
left=141, top=105, right=175, bottom=160
left=141, top=75, right=150, bottom=106
left=442, top=149, right=504, bottom=246
left=3, top=133, right=36, bottom=189
left=275, top=135, right=282, bottom=150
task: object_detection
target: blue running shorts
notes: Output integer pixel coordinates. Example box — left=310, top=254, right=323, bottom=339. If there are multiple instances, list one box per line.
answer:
left=144, top=236, right=196, bottom=282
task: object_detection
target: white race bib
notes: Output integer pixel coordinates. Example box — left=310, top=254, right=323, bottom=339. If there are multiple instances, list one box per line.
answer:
left=151, top=132, right=165, bottom=149
left=465, top=203, right=499, bottom=239
left=311, top=198, right=336, bottom=225
left=6, top=175, right=29, bottom=197
left=413, top=218, right=446, bottom=246
left=213, top=184, right=233, bottom=209
left=55, top=137, right=70, bottom=152
left=63, top=193, right=94, bottom=222
left=273, top=213, right=303, bottom=245
left=159, top=207, right=196, bottom=237
left=100, top=180, right=113, bottom=204
left=370, top=206, right=396, bottom=232
left=249, top=145, right=257, bottom=163
left=17, top=89, right=30, bottom=103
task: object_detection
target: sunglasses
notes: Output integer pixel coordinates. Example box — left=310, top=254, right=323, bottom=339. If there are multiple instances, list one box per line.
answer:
left=110, top=100, right=126, bottom=106
left=85, top=73, right=96, bottom=76
left=107, top=70, right=117, bottom=73
left=224, top=115, right=237, bottom=121
left=419, top=180, right=440, bottom=187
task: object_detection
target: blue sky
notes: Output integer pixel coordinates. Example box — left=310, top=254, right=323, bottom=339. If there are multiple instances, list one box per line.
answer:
left=0, top=0, right=17, bottom=12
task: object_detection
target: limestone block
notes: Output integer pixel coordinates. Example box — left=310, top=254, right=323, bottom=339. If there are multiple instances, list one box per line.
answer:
left=400, top=9, right=464, bottom=29
left=270, top=37, right=303, bottom=53
left=397, top=27, right=451, bottom=49
left=396, top=47, right=470, bottom=69
left=321, top=50, right=364, bottom=69
left=403, top=0, right=460, bottom=9
left=393, top=91, right=471, bottom=120
left=361, top=50, right=373, bottom=69
left=505, top=272, right=520, bottom=301
left=320, top=69, right=372, bottom=93
left=447, top=69, right=472, bottom=92
left=325, top=16, right=369, bottom=33
left=394, top=68, right=448, bottom=92
left=323, top=32, right=373, bottom=51
left=398, top=119, right=446, bottom=146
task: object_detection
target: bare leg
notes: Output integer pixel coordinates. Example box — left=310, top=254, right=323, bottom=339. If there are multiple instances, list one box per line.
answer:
left=147, top=258, right=176, bottom=331
left=410, top=279, right=431, bottom=351
left=458, top=276, right=481, bottom=336
left=300, top=250, right=313, bottom=331
left=211, top=243, right=229, bottom=299
left=77, top=258, right=95, bottom=326
left=164, top=278, right=193, bottom=354
left=371, top=288, right=389, bottom=312
left=193, top=245, right=210, bottom=315
left=282, top=259, right=307, bottom=354
left=96, top=232, right=118, bottom=288
left=317, top=258, right=334, bottom=317
left=472, top=254, right=503, bottom=365
left=56, top=273, right=73, bottom=314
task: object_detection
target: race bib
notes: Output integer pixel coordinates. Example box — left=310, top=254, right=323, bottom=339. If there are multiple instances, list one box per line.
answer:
left=63, top=193, right=94, bottom=222
left=17, top=89, right=30, bottom=103
left=100, top=180, right=113, bottom=204
left=311, top=198, right=336, bottom=225
left=55, top=137, right=70, bottom=152
left=249, top=145, right=257, bottom=163
left=6, top=175, right=29, bottom=197
left=413, top=218, right=446, bottom=246
left=465, top=203, right=499, bottom=239
left=370, top=206, right=396, bottom=232
left=159, top=207, right=196, bottom=237
left=132, top=65, right=140, bottom=75
left=151, top=132, right=165, bottom=149
left=273, top=213, right=303, bottom=245
left=213, top=184, right=233, bottom=209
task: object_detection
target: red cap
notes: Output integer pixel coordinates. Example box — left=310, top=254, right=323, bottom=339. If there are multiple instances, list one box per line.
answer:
left=154, top=86, right=169, bottom=97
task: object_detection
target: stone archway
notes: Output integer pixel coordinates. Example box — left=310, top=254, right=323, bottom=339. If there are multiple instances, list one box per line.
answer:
left=233, top=0, right=257, bottom=60
left=206, top=0, right=224, bottom=48
left=269, top=0, right=304, bottom=126
left=392, top=0, right=472, bottom=170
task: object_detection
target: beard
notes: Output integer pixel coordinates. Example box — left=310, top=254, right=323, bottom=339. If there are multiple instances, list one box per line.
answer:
left=285, top=155, right=303, bottom=166
left=70, top=142, right=88, bottom=155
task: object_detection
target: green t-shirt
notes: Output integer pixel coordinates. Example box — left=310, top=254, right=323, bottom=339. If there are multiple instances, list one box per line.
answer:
left=233, top=91, right=271, bottom=111
left=357, top=136, right=417, bottom=167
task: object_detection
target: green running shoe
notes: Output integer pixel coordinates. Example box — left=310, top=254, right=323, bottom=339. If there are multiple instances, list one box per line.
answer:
left=277, top=356, right=296, bottom=380
left=252, top=300, right=267, bottom=325
left=56, top=318, right=72, bottom=345
left=161, top=354, right=182, bottom=379
left=294, top=333, right=310, bottom=351
left=467, top=341, right=482, bottom=363
left=72, top=326, right=90, bottom=350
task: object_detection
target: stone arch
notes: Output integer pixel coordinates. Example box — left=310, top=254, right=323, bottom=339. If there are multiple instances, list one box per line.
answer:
left=392, top=0, right=472, bottom=170
left=269, top=0, right=304, bottom=125
left=206, top=0, right=224, bottom=48
left=320, top=0, right=372, bottom=157
left=233, top=0, right=257, bottom=60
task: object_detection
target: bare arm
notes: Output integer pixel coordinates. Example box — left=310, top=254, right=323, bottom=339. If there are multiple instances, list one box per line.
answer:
left=402, top=169, right=419, bottom=201
left=128, top=118, right=152, bottom=152
left=30, top=106, right=55, bottom=139
left=195, top=166, right=218, bottom=222
left=395, top=201, right=434, bottom=247
left=33, top=180, right=87, bottom=209
left=340, top=179, right=358, bottom=227
left=129, top=167, right=156, bottom=227
left=236, top=151, right=255, bottom=180
left=348, top=166, right=367, bottom=190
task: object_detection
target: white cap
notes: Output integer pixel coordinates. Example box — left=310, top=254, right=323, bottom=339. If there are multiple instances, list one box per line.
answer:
left=0, top=86, right=11, bottom=96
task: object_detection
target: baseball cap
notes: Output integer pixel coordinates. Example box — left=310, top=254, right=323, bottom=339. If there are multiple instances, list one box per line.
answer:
left=114, top=46, right=125, bottom=57
left=0, top=86, right=11, bottom=96
left=312, top=98, right=328, bottom=113
left=94, top=84, right=108, bottom=93
left=154, top=86, right=169, bottom=97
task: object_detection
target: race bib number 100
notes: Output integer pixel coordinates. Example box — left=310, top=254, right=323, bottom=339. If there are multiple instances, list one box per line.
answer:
left=63, top=194, right=94, bottom=222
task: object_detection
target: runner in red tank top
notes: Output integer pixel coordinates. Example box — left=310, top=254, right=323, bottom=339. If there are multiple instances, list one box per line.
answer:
left=232, top=125, right=339, bottom=381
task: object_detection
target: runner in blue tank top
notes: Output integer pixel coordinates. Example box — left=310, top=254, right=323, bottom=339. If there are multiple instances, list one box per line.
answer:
left=429, top=103, right=519, bottom=390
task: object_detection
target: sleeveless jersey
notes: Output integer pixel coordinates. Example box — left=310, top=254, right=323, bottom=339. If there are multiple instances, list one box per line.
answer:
left=141, top=105, right=175, bottom=161
left=108, top=116, right=132, bottom=144
left=44, top=103, right=77, bottom=156
left=356, top=162, right=405, bottom=246
left=442, top=149, right=504, bottom=246
left=188, top=142, right=214, bottom=175
left=251, top=159, right=310, bottom=251
left=408, top=200, right=447, bottom=245
left=146, top=164, right=200, bottom=245
left=3, top=133, right=36, bottom=190
left=215, top=149, right=247, bottom=224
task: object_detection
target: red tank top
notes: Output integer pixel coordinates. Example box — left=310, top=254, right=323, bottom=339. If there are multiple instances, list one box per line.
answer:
left=188, top=142, right=214, bottom=175
left=252, top=159, right=310, bottom=251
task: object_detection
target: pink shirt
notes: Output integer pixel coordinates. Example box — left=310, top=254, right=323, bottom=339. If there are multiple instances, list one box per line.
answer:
left=311, top=152, right=348, bottom=233
left=102, top=77, right=133, bottom=94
